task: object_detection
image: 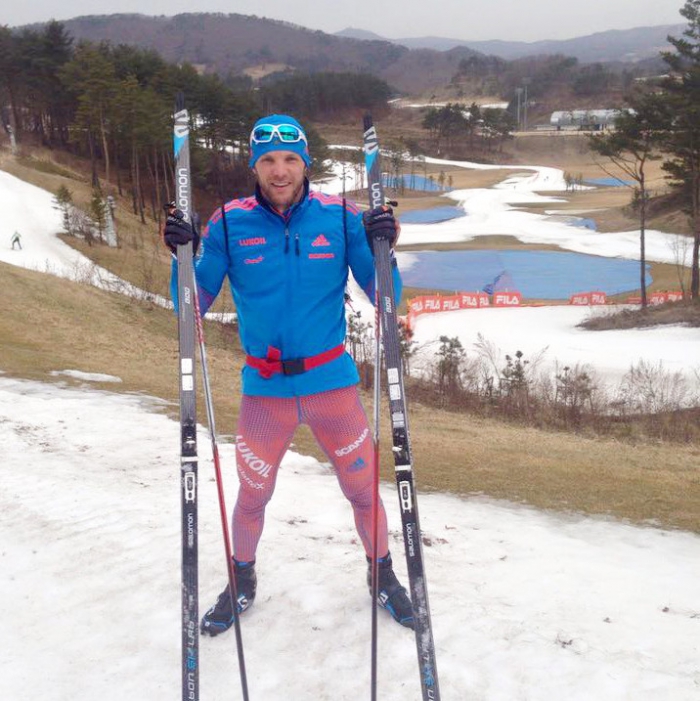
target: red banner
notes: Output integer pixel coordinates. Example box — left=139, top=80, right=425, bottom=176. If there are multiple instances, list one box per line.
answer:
left=409, top=292, right=490, bottom=316
left=493, top=292, right=522, bottom=307
left=569, top=291, right=607, bottom=305
left=625, top=291, right=684, bottom=305
left=406, top=292, right=495, bottom=329
left=570, top=293, right=591, bottom=306
left=460, top=292, right=490, bottom=308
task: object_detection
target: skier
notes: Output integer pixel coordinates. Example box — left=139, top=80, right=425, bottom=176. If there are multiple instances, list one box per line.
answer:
left=164, top=114, right=414, bottom=635
left=10, top=231, right=21, bottom=250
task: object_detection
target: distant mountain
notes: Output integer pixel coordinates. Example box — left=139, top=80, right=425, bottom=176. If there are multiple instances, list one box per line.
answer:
left=26, top=13, right=481, bottom=93
left=337, top=23, right=686, bottom=64
left=36, top=13, right=408, bottom=76
left=22, top=13, right=682, bottom=97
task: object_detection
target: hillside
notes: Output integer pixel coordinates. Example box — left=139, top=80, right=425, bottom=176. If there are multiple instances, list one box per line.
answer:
left=34, top=13, right=480, bottom=93
left=3, top=254, right=699, bottom=533
left=19, top=13, right=679, bottom=101
left=19, top=12, right=678, bottom=104
left=46, top=13, right=405, bottom=71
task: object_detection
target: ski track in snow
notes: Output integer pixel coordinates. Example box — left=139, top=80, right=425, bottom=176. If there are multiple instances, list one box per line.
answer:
left=2, top=377, right=700, bottom=700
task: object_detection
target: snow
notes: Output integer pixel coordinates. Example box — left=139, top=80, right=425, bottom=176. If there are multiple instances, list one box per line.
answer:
left=402, top=159, right=687, bottom=266
left=49, top=369, right=123, bottom=383
left=0, top=170, right=75, bottom=274
left=0, top=170, right=169, bottom=301
left=2, top=158, right=700, bottom=699
left=410, top=305, right=700, bottom=387
left=2, top=376, right=699, bottom=700
left=312, top=158, right=366, bottom=195
left=0, top=170, right=240, bottom=323
left=320, top=151, right=688, bottom=265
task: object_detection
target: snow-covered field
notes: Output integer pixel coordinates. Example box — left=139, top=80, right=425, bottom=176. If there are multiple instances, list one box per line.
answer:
left=2, top=375, right=700, bottom=701
left=318, top=155, right=699, bottom=390
left=2, top=159, right=700, bottom=699
left=410, top=305, right=700, bottom=389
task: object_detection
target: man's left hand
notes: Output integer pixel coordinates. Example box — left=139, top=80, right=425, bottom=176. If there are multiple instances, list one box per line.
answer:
left=362, top=205, right=400, bottom=254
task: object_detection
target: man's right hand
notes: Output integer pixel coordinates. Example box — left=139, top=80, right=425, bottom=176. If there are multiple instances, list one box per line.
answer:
left=164, top=206, right=199, bottom=254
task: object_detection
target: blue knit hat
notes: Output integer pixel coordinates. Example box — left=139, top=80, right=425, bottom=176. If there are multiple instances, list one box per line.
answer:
left=248, top=114, right=312, bottom=168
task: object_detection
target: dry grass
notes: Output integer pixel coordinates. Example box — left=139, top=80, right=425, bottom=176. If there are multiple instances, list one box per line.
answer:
left=2, top=260, right=700, bottom=534
left=407, top=404, right=700, bottom=533
left=511, top=132, right=667, bottom=183
left=580, top=298, right=700, bottom=330
left=400, top=235, right=566, bottom=254
left=516, top=185, right=690, bottom=236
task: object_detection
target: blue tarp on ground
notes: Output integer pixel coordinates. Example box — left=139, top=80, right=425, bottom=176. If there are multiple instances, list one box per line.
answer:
left=584, top=177, right=633, bottom=187
left=571, top=217, right=597, bottom=230
left=382, top=174, right=451, bottom=192
left=401, top=249, right=652, bottom=299
left=399, top=206, right=466, bottom=224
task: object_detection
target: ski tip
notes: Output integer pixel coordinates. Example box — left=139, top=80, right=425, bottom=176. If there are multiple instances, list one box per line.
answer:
left=363, top=113, right=373, bottom=132
left=176, top=91, right=185, bottom=111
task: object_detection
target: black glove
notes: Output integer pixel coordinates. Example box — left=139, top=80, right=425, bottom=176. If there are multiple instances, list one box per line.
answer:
left=362, top=205, right=399, bottom=254
left=164, top=206, right=200, bottom=255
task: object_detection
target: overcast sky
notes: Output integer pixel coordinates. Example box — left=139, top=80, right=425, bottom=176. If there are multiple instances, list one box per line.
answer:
left=1, top=0, right=688, bottom=42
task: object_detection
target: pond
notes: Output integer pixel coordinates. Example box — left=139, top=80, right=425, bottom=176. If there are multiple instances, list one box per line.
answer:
left=400, top=249, right=652, bottom=299
left=382, top=173, right=450, bottom=192
left=399, top=206, right=466, bottom=224
left=584, top=177, right=633, bottom=187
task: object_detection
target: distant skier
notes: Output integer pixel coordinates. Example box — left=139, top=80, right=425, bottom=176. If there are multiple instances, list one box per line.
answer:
left=163, top=114, right=412, bottom=636
left=10, top=231, right=21, bottom=250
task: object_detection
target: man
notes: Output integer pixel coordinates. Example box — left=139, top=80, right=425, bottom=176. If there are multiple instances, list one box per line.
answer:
left=164, top=114, right=413, bottom=635
left=10, top=231, right=21, bottom=250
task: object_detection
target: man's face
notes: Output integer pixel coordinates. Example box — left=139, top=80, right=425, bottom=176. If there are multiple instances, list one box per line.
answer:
left=254, top=150, right=306, bottom=213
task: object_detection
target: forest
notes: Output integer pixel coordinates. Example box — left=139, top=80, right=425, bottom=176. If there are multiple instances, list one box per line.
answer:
left=0, top=22, right=390, bottom=217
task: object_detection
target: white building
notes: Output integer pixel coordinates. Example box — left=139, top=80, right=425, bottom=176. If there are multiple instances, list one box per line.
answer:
left=549, top=109, right=626, bottom=130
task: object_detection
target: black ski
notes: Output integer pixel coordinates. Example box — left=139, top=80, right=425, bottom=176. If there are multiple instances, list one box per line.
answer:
left=174, top=92, right=199, bottom=701
left=363, top=113, right=440, bottom=701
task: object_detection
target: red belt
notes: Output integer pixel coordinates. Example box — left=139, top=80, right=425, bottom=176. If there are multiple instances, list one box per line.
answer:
left=246, top=344, right=345, bottom=379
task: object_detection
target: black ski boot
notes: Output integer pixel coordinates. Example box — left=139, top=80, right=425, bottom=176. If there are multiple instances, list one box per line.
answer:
left=367, top=553, right=414, bottom=629
left=200, top=560, right=257, bottom=637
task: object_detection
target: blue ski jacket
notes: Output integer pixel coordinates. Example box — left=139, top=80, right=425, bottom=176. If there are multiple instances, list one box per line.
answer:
left=171, top=180, right=402, bottom=397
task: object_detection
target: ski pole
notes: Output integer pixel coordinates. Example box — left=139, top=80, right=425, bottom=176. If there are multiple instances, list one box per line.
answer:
left=370, top=274, right=382, bottom=701
left=192, top=280, right=251, bottom=701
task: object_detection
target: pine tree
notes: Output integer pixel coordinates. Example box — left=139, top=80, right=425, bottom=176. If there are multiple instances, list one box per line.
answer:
left=53, top=185, right=73, bottom=234
left=89, top=187, right=107, bottom=243
left=588, top=93, right=665, bottom=306
left=61, top=44, right=120, bottom=185
left=661, top=0, right=700, bottom=298
left=435, top=335, right=465, bottom=405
